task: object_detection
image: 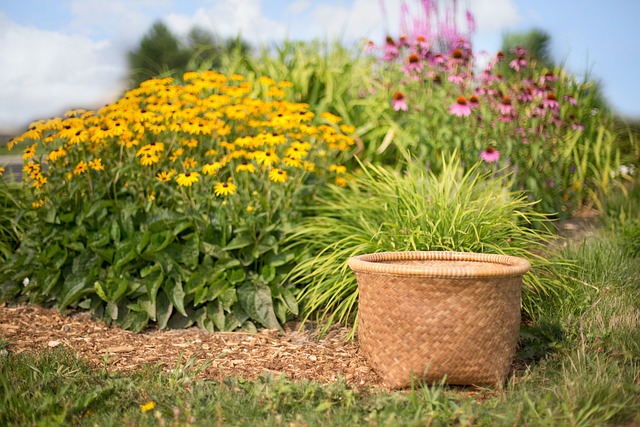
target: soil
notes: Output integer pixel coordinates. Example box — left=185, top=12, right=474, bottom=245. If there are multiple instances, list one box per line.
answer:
left=0, top=304, right=382, bottom=388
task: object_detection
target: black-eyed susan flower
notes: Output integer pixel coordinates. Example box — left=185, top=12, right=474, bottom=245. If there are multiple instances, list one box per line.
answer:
left=176, top=171, right=200, bottom=187
left=89, top=158, right=104, bottom=171
left=235, top=161, right=256, bottom=173
left=269, top=168, right=287, bottom=183
left=141, top=401, right=156, bottom=413
left=283, top=157, right=302, bottom=168
left=335, top=177, right=347, bottom=187
left=32, top=198, right=45, bottom=208
left=139, top=152, right=160, bottom=166
left=214, top=181, right=237, bottom=197
left=183, top=157, right=198, bottom=169
left=329, top=165, right=347, bottom=174
left=202, top=161, right=222, bottom=175
left=320, top=111, right=342, bottom=124
left=254, top=150, right=279, bottom=167
left=74, top=161, right=88, bottom=175
left=22, top=144, right=36, bottom=160
left=169, top=148, right=184, bottom=162
left=0, top=167, right=4, bottom=177
left=285, top=146, right=308, bottom=159
left=156, top=170, right=175, bottom=182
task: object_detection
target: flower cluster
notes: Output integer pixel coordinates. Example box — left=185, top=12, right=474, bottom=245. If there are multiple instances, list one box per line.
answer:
left=9, top=72, right=355, bottom=207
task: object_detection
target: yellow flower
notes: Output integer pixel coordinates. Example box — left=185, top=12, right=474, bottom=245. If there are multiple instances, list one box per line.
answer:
left=22, top=144, right=37, bottom=160
left=148, top=192, right=156, bottom=201
left=169, top=148, right=184, bottom=162
left=254, top=150, right=279, bottom=167
left=214, top=181, right=237, bottom=197
left=329, top=165, right=347, bottom=174
left=47, top=147, right=67, bottom=162
left=335, top=176, right=347, bottom=187
left=141, top=401, right=156, bottom=413
left=89, top=158, right=105, bottom=171
left=246, top=205, right=254, bottom=212
left=74, top=161, right=88, bottom=175
left=285, top=146, right=308, bottom=160
left=202, top=161, right=222, bottom=175
left=140, top=152, right=160, bottom=166
left=181, top=138, right=198, bottom=148
left=339, top=124, right=356, bottom=134
left=205, top=149, right=218, bottom=157
left=283, top=157, right=302, bottom=168
left=32, top=198, right=45, bottom=208
left=183, top=157, right=198, bottom=169
left=0, top=167, right=4, bottom=177
left=235, top=161, right=255, bottom=173
left=269, top=168, right=287, bottom=183
left=156, top=170, right=175, bottom=182
left=320, top=112, right=342, bottom=124
left=176, top=172, right=200, bottom=187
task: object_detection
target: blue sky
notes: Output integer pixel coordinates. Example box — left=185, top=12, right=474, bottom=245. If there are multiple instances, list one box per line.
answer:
left=1, top=0, right=638, bottom=132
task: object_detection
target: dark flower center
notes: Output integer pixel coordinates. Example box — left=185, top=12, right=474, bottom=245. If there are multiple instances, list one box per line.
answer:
left=408, top=54, right=420, bottom=64
left=393, top=92, right=405, bottom=101
left=385, top=36, right=395, bottom=45
left=456, top=96, right=468, bottom=105
left=452, top=48, right=463, bottom=59
left=486, top=146, right=495, bottom=153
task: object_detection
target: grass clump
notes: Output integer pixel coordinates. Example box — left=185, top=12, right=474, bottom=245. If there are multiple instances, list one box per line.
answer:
left=287, top=156, right=567, bottom=336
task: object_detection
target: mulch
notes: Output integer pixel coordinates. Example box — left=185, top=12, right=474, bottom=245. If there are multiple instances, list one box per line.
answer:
left=0, top=303, right=383, bottom=388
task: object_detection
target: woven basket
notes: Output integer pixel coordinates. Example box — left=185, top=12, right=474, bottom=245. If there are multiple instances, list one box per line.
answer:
left=348, top=251, right=530, bottom=388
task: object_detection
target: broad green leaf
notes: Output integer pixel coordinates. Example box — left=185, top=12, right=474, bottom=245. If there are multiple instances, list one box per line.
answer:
left=113, top=242, right=137, bottom=271
left=107, top=277, right=129, bottom=302
left=164, top=279, right=187, bottom=317
left=92, top=247, right=114, bottom=264
left=224, top=232, right=254, bottom=250
left=265, top=251, right=295, bottom=267
left=109, top=219, right=121, bottom=243
left=214, top=257, right=241, bottom=271
left=280, top=288, right=299, bottom=315
left=88, top=231, right=110, bottom=248
left=255, top=235, right=278, bottom=256
left=149, top=230, right=173, bottom=252
left=143, top=269, right=164, bottom=315
left=106, top=301, right=118, bottom=320
left=200, top=241, right=225, bottom=258
left=156, top=291, right=173, bottom=329
left=227, top=268, right=246, bottom=285
left=86, top=200, right=113, bottom=219
left=218, top=288, right=237, bottom=311
left=261, top=265, right=276, bottom=283
left=207, top=301, right=225, bottom=331
left=172, top=221, right=194, bottom=237
left=119, top=311, right=149, bottom=332
left=237, top=282, right=279, bottom=329
left=94, top=281, right=108, bottom=302
left=140, top=263, right=160, bottom=278
left=134, top=229, right=151, bottom=254
left=64, top=242, right=85, bottom=252
left=275, top=299, right=287, bottom=324
left=59, top=273, right=89, bottom=307
left=58, top=212, right=75, bottom=223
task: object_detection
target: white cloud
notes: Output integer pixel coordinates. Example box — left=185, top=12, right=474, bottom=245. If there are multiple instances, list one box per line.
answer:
left=468, top=0, right=520, bottom=32
left=165, top=0, right=288, bottom=45
left=0, top=13, right=126, bottom=132
left=288, top=0, right=312, bottom=15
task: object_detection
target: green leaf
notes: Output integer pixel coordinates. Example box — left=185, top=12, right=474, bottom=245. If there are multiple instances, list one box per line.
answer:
left=255, top=235, right=278, bottom=256
left=64, top=242, right=85, bottom=252
left=149, top=230, right=174, bottom=252
left=59, top=273, right=90, bottom=307
left=207, top=301, right=225, bottom=331
left=200, top=241, right=225, bottom=258
left=109, top=219, right=121, bottom=243
left=94, top=281, right=108, bottom=302
left=107, top=277, right=129, bottom=302
left=113, top=242, right=137, bottom=272
left=265, top=251, right=295, bottom=267
left=134, top=229, right=151, bottom=254
left=86, top=200, right=113, bottom=219
left=92, top=247, right=114, bottom=264
left=172, top=221, right=194, bottom=237
left=88, top=231, right=110, bottom=248
left=156, top=291, right=173, bottom=329
left=164, top=279, right=187, bottom=317
left=214, top=257, right=241, bottom=271
left=261, top=265, right=276, bottom=283
left=218, top=288, right=237, bottom=311
left=225, top=232, right=254, bottom=250
left=228, top=268, right=246, bottom=285
left=119, top=311, right=149, bottom=332
left=106, top=301, right=118, bottom=320
left=143, top=269, right=164, bottom=319
left=280, top=288, right=299, bottom=315
left=237, top=282, right=279, bottom=329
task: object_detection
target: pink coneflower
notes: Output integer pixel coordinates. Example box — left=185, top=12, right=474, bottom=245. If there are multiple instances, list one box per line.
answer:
left=481, top=145, right=500, bottom=163
left=404, top=53, right=423, bottom=74
left=497, top=96, right=514, bottom=115
left=398, top=35, right=410, bottom=47
left=364, top=39, right=376, bottom=53
left=448, top=73, right=465, bottom=85
left=496, top=50, right=505, bottom=61
left=572, top=122, right=585, bottom=131
left=415, top=35, right=429, bottom=51
left=469, top=94, right=479, bottom=108
left=391, top=91, right=408, bottom=111
left=449, top=96, right=472, bottom=117
left=518, top=87, right=534, bottom=102
left=431, top=53, right=445, bottom=65
left=383, top=36, right=399, bottom=61
left=543, top=93, right=560, bottom=110
left=540, top=72, right=558, bottom=83
left=563, top=95, right=578, bottom=105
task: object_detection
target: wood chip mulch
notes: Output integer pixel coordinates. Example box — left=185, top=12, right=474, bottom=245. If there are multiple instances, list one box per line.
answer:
left=0, top=304, right=383, bottom=388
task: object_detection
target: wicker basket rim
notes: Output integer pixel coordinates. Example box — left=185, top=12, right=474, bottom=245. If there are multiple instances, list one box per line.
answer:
left=348, top=251, right=531, bottom=278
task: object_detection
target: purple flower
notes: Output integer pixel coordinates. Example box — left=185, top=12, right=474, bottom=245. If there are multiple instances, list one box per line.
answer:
left=382, top=36, right=399, bottom=61
left=497, top=96, right=514, bottom=115
left=572, top=122, right=585, bottom=131
left=563, top=95, right=578, bottom=105
left=403, top=53, right=424, bottom=75
left=449, top=96, right=472, bottom=117
left=447, top=73, right=465, bottom=84
left=481, top=145, right=500, bottom=163
left=392, top=91, right=408, bottom=111
left=543, top=93, right=560, bottom=110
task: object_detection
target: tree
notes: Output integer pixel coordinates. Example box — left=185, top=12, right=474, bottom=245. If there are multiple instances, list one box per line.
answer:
left=127, top=21, right=191, bottom=88
left=501, top=28, right=554, bottom=70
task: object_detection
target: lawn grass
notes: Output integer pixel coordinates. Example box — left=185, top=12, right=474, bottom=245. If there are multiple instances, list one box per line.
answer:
left=1, top=230, right=638, bottom=426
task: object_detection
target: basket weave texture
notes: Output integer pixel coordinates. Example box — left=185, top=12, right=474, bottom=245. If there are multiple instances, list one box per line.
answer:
left=348, top=251, right=530, bottom=389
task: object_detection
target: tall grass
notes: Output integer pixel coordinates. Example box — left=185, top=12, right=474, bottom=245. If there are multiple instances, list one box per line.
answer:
left=0, top=180, right=30, bottom=262
left=287, top=155, right=568, bottom=336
